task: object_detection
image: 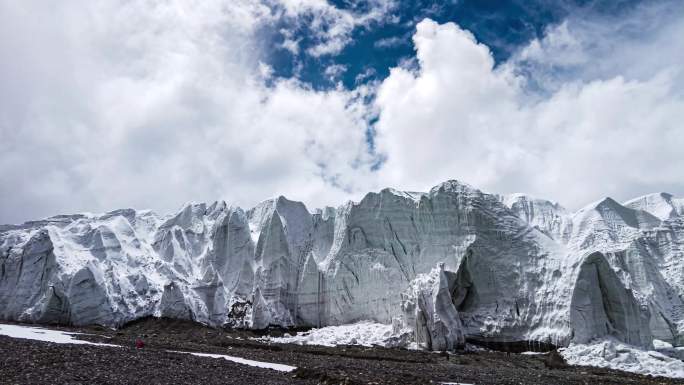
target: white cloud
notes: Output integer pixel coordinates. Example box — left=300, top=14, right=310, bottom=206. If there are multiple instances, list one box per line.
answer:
left=276, top=0, right=397, bottom=57
left=0, top=1, right=377, bottom=223
left=324, top=64, right=348, bottom=81
left=510, top=1, right=684, bottom=94
left=373, top=19, right=526, bottom=192
left=374, top=36, right=404, bottom=49
left=372, top=9, right=684, bottom=209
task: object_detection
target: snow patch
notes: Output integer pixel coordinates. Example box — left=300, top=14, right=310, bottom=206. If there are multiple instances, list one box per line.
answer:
left=560, top=339, right=684, bottom=379
left=0, top=323, right=118, bottom=347
left=261, top=321, right=401, bottom=347
left=170, top=351, right=296, bottom=372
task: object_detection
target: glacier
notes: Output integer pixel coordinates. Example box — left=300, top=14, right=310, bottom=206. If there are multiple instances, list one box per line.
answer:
left=2, top=180, right=683, bottom=353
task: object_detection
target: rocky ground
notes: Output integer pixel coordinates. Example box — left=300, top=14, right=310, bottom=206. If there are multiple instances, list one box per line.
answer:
left=1, top=318, right=682, bottom=385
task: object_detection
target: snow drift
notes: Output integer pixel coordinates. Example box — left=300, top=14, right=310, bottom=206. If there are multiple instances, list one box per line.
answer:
left=2, top=180, right=683, bottom=353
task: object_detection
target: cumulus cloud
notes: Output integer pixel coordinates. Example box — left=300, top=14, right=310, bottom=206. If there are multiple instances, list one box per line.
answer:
left=373, top=5, right=684, bottom=208
left=373, top=20, right=526, bottom=193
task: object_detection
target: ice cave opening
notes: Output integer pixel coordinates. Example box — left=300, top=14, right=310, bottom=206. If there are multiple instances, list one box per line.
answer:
left=450, top=258, right=477, bottom=314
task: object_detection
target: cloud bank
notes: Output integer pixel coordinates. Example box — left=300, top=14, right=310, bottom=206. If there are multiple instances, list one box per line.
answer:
left=1, top=0, right=683, bottom=223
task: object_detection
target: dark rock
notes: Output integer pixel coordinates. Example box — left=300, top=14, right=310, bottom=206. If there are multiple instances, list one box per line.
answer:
left=545, top=349, right=568, bottom=369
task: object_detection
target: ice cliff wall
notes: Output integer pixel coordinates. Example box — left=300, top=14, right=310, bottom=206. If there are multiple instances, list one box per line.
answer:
left=1, top=180, right=683, bottom=350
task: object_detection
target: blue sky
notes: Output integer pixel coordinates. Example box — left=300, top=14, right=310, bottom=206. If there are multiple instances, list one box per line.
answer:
left=266, top=0, right=641, bottom=89
left=1, top=0, right=683, bottom=223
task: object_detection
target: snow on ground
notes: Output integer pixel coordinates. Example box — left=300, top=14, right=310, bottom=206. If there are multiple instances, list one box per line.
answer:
left=560, top=339, right=684, bottom=379
left=0, top=323, right=119, bottom=347
left=260, top=321, right=402, bottom=347
left=170, top=351, right=296, bottom=372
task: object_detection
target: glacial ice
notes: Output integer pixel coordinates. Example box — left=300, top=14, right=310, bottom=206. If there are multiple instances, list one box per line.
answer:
left=2, top=179, right=684, bottom=359
left=400, top=264, right=465, bottom=351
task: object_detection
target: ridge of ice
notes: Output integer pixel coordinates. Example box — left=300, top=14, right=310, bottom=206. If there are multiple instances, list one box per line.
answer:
left=624, top=192, right=684, bottom=221
left=2, top=179, right=684, bottom=379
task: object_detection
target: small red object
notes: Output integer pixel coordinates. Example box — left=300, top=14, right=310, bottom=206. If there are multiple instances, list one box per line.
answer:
left=135, top=338, right=145, bottom=349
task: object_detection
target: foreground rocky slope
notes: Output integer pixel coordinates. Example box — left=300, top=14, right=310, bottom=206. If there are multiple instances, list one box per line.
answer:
left=3, top=318, right=679, bottom=385
left=1, top=180, right=683, bottom=351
